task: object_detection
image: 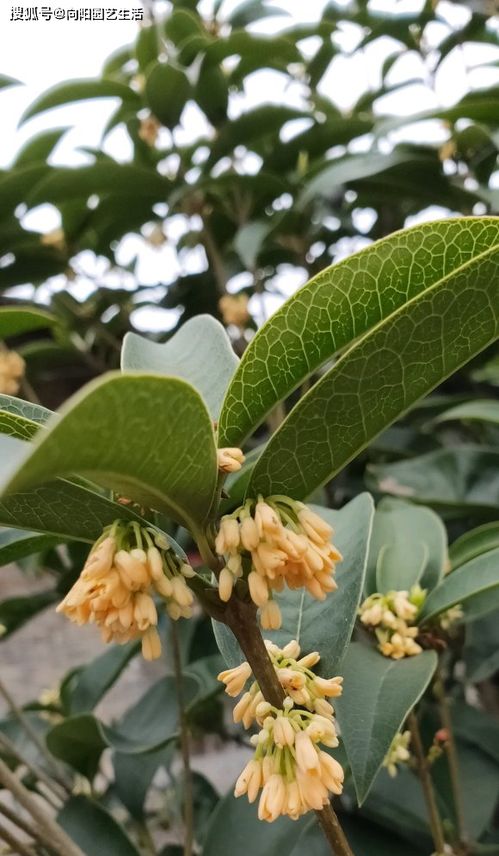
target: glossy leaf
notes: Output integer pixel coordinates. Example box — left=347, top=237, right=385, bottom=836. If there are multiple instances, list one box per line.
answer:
left=366, top=498, right=447, bottom=594
left=202, top=787, right=307, bottom=856
left=0, top=528, right=60, bottom=567
left=28, top=163, right=171, bottom=206
left=0, top=395, right=52, bottom=424
left=0, top=410, right=44, bottom=441
left=421, top=547, right=499, bottom=622
left=0, top=436, right=145, bottom=541
left=249, top=238, right=499, bottom=499
left=449, top=523, right=499, bottom=570
left=145, top=62, right=191, bottom=129
left=0, top=307, right=56, bottom=339
left=334, top=643, right=437, bottom=803
left=14, top=128, right=69, bottom=168
left=367, top=447, right=499, bottom=513
left=58, top=796, right=140, bottom=856
left=213, top=494, right=374, bottom=672
left=121, top=315, right=238, bottom=419
left=0, top=374, right=218, bottom=531
left=435, top=399, right=499, bottom=426
left=291, top=813, right=426, bottom=856
left=0, top=590, right=57, bottom=637
left=220, top=218, right=499, bottom=449
left=20, top=79, right=141, bottom=124
left=465, top=613, right=499, bottom=682
left=63, top=642, right=140, bottom=714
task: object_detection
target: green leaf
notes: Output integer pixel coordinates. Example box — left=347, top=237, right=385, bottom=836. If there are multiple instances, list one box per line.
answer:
left=121, top=315, right=238, bottom=419
left=63, top=642, right=140, bottom=714
left=194, top=57, right=229, bottom=126
left=0, top=589, right=57, bottom=637
left=219, top=218, right=499, bottom=449
left=233, top=221, right=270, bottom=269
left=145, top=62, right=191, bottom=129
left=360, top=767, right=432, bottom=851
left=367, top=447, right=499, bottom=514
left=0, top=436, right=146, bottom=541
left=13, top=128, right=69, bottom=168
left=0, top=307, right=56, bottom=339
left=0, top=410, right=44, bottom=441
left=207, top=105, right=309, bottom=166
left=58, top=796, right=140, bottom=856
left=0, top=75, right=21, bottom=90
left=432, top=741, right=499, bottom=840
left=249, top=238, right=499, bottom=499
left=449, top=523, right=499, bottom=570
left=0, top=165, right=51, bottom=213
left=28, top=163, right=171, bottom=206
left=366, top=498, right=447, bottom=595
left=334, top=643, right=437, bottom=804
left=0, top=528, right=60, bottom=567
left=20, top=79, right=141, bottom=124
left=299, top=151, right=434, bottom=207
left=0, top=374, right=218, bottom=532
left=451, top=702, right=499, bottom=765
left=228, top=0, right=288, bottom=27
left=420, top=547, right=499, bottom=622
left=213, top=494, right=374, bottom=672
left=465, top=613, right=499, bottom=682
left=0, top=395, right=52, bottom=424
left=202, top=787, right=307, bottom=856
left=435, top=399, right=499, bottom=426
left=291, top=813, right=427, bottom=856
left=114, top=745, right=174, bottom=819
left=47, top=675, right=200, bottom=776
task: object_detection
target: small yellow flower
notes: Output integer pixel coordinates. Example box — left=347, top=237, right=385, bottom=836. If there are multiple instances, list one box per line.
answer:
left=56, top=521, right=195, bottom=660
left=219, top=293, right=250, bottom=327
left=0, top=349, right=25, bottom=395
left=359, top=587, right=426, bottom=660
left=383, top=730, right=411, bottom=777
left=215, top=497, right=342, bottom=628
left=217, top=447, right=245, bottom=473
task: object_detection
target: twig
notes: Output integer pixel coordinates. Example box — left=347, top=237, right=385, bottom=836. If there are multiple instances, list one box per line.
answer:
left=171, top=623, right=194, bottom=856
left=0, top=677, right=69, bottom=791
left=226, top=598, right=355, bottom=856
left=0, top=757, right=85, bottom=856
left=202, top=221, right=228, bottom=295
left=434, top=671, right=467, bottom=845
left=0, top=798, right=43, bottom=842
left=408, top=710, right=446, bottom=854
left=0, top=818, right=36, bottom=856
left=0, top=733, right=65, bottom=807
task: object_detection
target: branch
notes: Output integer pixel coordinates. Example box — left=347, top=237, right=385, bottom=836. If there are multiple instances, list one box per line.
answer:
left=0, top=818, right=36, bottom=856
left=0, top=757, right=85, bottom=856
left=434, top=670, right=467, bottom=845
left=408, top=710, right=446, bottom=854
left=171, top=623, right=194, bottom=856
left=0, top=733, right=66, bottom=806
left=225, top=598, right=355, bottom=856
left=0, top=677, right=69, bottom=793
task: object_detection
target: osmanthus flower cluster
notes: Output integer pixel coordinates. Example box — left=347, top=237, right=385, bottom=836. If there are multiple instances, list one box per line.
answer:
left=57, top=520, right=195, bottom=660
left=215, top=498, right=342, bottom=629
left=0, top=348, right=25, bottom=395
left=383, top=730, right=412, bottom=777
left=359, top=586, right=426, bottom=659
left=218, top=641, right=344, bottom=821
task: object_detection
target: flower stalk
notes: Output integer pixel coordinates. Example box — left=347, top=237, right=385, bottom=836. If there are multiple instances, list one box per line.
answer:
left=171, top=622, right=194, bottom=856
left=408, top=710, right=446, bottom=854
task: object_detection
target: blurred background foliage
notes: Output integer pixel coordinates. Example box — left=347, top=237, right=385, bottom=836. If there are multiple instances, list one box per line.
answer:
left=1, top=1, right=499, bottom=854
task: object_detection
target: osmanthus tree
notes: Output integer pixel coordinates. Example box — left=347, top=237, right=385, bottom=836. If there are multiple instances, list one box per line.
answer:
left=0, top=217, right=498, bottom=855
left=2, top=0, right=499, bottom=401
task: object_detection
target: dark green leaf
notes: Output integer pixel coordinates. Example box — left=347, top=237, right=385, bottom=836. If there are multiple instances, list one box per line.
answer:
left=58, top=796, right=140, bottom=856
left=450, top=522, right=499, bottom=570
left=145, top=62, right=191, bottom=129
left=0, top=374, right=218, bottom=532
left=0, top=307, right=56, bottom=339
left=334, top=643, right=437, bottom=803
left=28, top=163, right=171, bottom=206
left=366, top=498, right=446, bottom=594
left=420, top=547, right=499, bottom=622
left=368, top=447, right=499, bottom=514
left=0, top=589, right=57, bottom=637
left=220, top=218, right=499, bottom=449
left=20, top=79, right=141, bottom=124
left=435, top=399, right=499, bottom=426
left=465, top=613, right=499, bottom=682
left=0, top=528, right=61, bottom=567
left=14, top=129, right=69, bottom=168
left=64, top=642, right=140, bottom=714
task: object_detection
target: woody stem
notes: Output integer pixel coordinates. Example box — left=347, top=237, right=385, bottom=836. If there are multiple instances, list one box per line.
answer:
left=434, top=670, right=467, bottom=846
left=171, top=623, right=194, bottom=856
left=408, top=710, right=446, bottom=853
left=225, top=598, right=355, bottom=856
